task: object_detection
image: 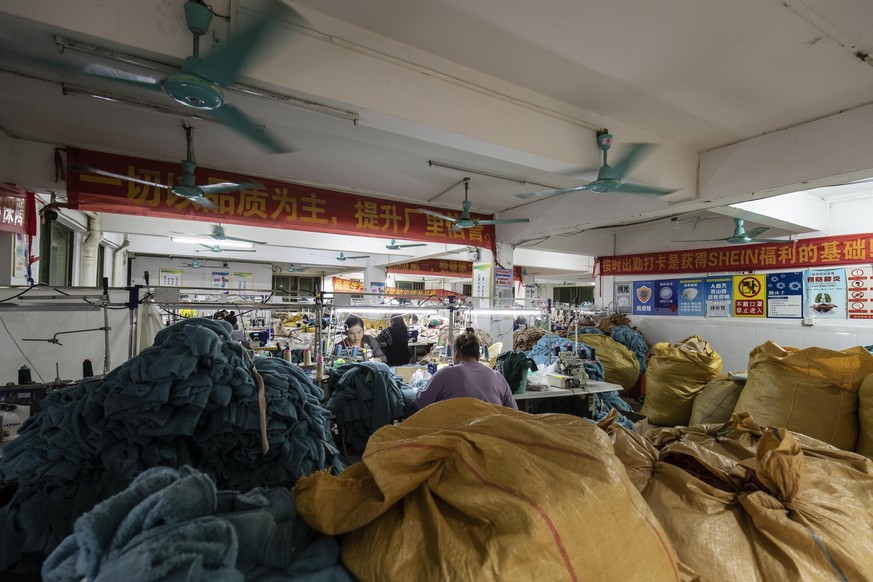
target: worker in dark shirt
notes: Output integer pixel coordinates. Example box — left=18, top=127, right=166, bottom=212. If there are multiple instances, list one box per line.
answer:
left=377, top=314, right=412, bottom=366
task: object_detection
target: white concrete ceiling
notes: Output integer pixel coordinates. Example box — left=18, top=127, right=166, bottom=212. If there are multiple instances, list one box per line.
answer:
left=1, top=0, right=873, bottom=274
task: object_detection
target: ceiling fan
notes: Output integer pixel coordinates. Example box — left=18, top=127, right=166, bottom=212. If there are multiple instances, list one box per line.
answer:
left=50, top=0, right=298, bottom=152
left=386, top=239, right=427, bottom=250
left=180, top=258, right=201, bottom=268
left=676, top=218, right=788, bottom=245
left=72, top=124, right=262, bottom=209
left=417, top=178, right=530, bottom=230
left=196, top=244, right=256, bottom=253
left=517, top=130, right=676, bottom=201
left=173, top=223, right=265, bottom=245
left=337, top=251, right=370, bottom=262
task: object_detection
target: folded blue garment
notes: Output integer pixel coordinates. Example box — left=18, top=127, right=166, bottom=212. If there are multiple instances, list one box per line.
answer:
left=42, top=466, right=354, bottom=582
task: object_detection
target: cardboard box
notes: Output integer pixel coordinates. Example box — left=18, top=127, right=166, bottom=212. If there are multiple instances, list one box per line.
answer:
left=623, top=410, right=649, bottom=434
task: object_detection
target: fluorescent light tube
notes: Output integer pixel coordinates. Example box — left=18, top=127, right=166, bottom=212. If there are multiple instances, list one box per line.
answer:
left=171, top=237, right=254, bottom=249
left=469, top=309, right=541, bottom=316
left=333, top=307, right=439, bottom=315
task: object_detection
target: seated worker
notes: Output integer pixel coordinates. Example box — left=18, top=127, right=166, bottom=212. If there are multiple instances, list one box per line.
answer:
left=377, top=314, right=412, bottom=366
left=223, top=312, right=247, bottom=343
left=414, top=327, right=517, bottom=410
left=341, top=315, right=387, bottom=362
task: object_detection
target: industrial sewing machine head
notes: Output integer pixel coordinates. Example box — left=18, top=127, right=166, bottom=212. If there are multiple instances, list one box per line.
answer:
left=557, top=352, right=589, bottom=388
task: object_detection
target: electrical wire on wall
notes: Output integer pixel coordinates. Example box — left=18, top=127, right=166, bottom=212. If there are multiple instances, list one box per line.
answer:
left=0, top=315, right=46, bottom=382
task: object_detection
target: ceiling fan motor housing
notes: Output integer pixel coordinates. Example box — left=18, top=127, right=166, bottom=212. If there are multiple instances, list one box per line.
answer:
left=183, top=1, right=213, bottom=36
left=165, top=72, right=225, bottom=110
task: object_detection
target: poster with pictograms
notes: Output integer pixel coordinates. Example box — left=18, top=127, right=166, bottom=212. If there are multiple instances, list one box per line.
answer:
left=653, top=279, right=678, bottom=315
left=732, top=274, right=766, bottom=317
left=847, top=266, right=873, bottom=319
left=704, top=277, right=733, bottom=317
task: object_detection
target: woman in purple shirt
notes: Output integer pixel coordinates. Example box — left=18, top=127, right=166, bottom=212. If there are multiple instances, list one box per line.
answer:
left=414, top=327, right=517, bottom=410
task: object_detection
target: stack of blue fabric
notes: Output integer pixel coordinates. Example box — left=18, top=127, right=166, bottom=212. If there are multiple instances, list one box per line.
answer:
left=42, top=466, right=355, bottom=582
left=610, top=325, right=649, bottom=373
left=326, top=361, right=416, bottom=454
left=0, top=318, right=343, bottom=573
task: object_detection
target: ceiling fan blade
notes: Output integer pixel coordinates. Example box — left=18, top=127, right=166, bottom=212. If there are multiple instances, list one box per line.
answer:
left=610, top=143, right=656, bottom=181
left=206, top=103, right=293, bottom=153
left=613, top=182, right=676, bottom=196
left=743, top=226, right=770, bottom=239
left=188, top=196, right=217, bottom=210
left=750, top=238, right=789, bottom=243
left=672, top=238, right=730, bottom=243
left=222, top=235, right=266, bottom=244
left=183, top=0, right=295, bottom=87
left=416, top=208, right=457, bottom=222
left=198, top=181, right=263, bottom=194
left=394, top=243, right=427, bottom=248
left=71, top=163, right=169, bottom=189
left=516, top=184, right=591, bottom=201
left=475, top=218, right=530, bottom=226
left=344, top=255, right=370, bottom=260
left=80, top=63, right=164, bottom=91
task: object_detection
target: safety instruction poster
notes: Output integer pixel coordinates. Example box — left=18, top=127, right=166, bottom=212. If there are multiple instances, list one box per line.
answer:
left=614, top=281, right=633, bottom=314
left=677, top=278, right=705, bottom=316
left=847, top=266, right=873, bottom=319
left=653, top=279, right=678, bottom=315
left=232, top=272, right=254, bottom=290
left=159, top=268, right=183, bottom=287
left=803, top=268, right=847, bottom=319
left=632, top=280, right=655, bottom=315
left=766, top=271, right=803, bottom=318
left=705, top=276, right=732, bottom=317
left=732, top=274, right=766, bottom=317
left=211, top=271, right=230, bottom=289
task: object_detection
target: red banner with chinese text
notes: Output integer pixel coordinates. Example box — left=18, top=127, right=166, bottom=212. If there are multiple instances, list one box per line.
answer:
left=387, top=259, right=472, bottom=277
left=0, top=182, right=30, bottom=235
left=596, top=234, right=873, bottom=276
left=332, top=277, right=463, bottom=296
left=66, top=148, right=496, bottom=249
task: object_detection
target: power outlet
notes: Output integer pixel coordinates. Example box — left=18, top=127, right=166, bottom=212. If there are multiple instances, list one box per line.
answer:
left=802, top=317, right=815, bottom=327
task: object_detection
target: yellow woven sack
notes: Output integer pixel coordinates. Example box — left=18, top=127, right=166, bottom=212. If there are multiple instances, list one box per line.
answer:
left=578, top=333, right=640, bottom=389
left=734, top=341, right=873, bottom=450
left=854, top=373, right=873, bottom=459
left=616, top=418, right=873, bottom=581
left=641, top=335, right=723, bottom=426
left=294, top=398, right=685, bottom=582
left=688, top=375, right=745, bottom=425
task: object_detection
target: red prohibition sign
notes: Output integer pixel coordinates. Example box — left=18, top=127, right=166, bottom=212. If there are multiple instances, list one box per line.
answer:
left=737, top=277, right=760, bottom=298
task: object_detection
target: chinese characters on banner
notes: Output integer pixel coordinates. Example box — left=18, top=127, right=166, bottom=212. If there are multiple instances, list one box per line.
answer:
left=67, top=148, right=495, bottom=249
left=677, top=279, right=705, bottom=316
left=766, top=272, right=803, bottom=318
left=847, top=266, right=873, bottom=319
left=705, top=277, right=732, bottom=317
left=732, top=274, right=766, bottom=317
left=803, top=268, right=847, bottom=319
left=387, top=259, right=472, bottom=277
left=653, top=279, right=678, bottom=315
left=614, top=281, right=633, bottom=314
left=0, top=184, right=28, bottom=235
left=331, top=277, right=462, bottom=297
left=597, top=234, right=873, bottom=275
left=632, top=280, right=655, bottom=315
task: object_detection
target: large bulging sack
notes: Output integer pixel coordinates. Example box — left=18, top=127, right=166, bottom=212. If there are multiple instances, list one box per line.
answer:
left=689, top=375, right=745, bottom=425
left=856, top=373, right=873, bottom=459
left=294, top=398, right=686, bottom=582
left=578, top=333, right=640, bottom=389
left=606, top=415, right=873, bottom=581
left=641, top=336, right=723, bottom=426
left=734, top=341, right=873, bottom=450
